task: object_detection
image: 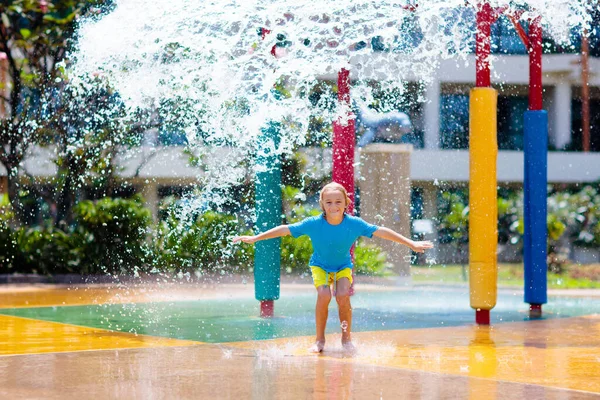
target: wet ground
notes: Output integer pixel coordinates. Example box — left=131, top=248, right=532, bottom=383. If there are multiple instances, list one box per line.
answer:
left=1, top=282, right=599, bottom=399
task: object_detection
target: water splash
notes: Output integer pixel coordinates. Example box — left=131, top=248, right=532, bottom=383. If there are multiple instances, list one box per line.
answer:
left=69, top=0, right=593, bottom=231
left=341, top=320, right=349, bottom=332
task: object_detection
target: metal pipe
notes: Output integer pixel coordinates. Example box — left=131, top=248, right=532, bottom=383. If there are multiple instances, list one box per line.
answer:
left=581, top=29, right=590, bottom=152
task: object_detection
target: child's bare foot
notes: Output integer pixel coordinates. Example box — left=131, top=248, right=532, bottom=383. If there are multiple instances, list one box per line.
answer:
left=309, top=341, right=325, bottom=353
left=342, top=341, right=356, bottom=353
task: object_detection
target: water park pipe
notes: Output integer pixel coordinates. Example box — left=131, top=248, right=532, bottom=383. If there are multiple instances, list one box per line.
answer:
left=254, top=123, right=282, bottom=318
left=581, top=30, right=591, bottom=152
left=332, top=68, right=356, bottom=214
left=254, top=29, right=281, bottom=318
left=331, top=68, right=357, bottom=294
left=475, top=3, right=493, bottom=88
left=506, top=14, right=549, bottom=317
left=470, top=1, right=499, bottom=326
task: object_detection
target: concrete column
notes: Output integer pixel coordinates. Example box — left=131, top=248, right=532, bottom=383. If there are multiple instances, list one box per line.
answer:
left=423, top=79, right=441, bottom=149
left=552, top=83, right=572, bottom=150
left=359, top=144, right=413, bottom=276
left=141, top=181, right=159, bottom=222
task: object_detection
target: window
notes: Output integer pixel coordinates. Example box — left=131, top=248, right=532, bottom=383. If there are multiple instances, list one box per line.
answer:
left=440, top=94, right=469, bottom=149
left=570, top=98, right=600, bottom=152
left=497, top=96, right=528, bottom=150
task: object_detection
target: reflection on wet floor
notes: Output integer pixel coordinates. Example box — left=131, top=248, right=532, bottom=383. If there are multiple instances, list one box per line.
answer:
left=0, top=284, right=599, bottom=398
left=229, top=315, right=600, bottom=395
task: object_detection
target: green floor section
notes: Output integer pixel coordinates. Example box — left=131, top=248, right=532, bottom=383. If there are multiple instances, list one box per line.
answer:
left=1, top=287, right=599, bottom=343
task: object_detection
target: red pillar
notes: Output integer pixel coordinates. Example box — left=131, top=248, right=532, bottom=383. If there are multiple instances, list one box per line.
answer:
left=332, top=68, right=356, bottom=294
left=332, top=68, right=356, bottom=214
left=529, top=17, right=543, bottom=111
left=260, top=300, right=274, bottom=318
left=476, top=2, right=493, bottom=88
left=476, top=309, right=490, bottom=325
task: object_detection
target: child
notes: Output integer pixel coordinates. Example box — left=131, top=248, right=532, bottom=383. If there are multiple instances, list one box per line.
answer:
left=233, top=182, right=433, bottom=353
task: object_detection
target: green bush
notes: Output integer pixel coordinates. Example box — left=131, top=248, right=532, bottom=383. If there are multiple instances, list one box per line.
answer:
left=354, top=240, right=392, bottom=276
left=16, top=226, right=80, bottom=275
left=566, top=186, right=600, bottom=248
left=497, top=194, right=522, bottom=245
left=437, top=191, right=469, bottom=248
left=280, top=186, right=320, bottom=273
left=154, top=210, right=253, bottom=273
left=73, top=195, right=152, bottom=274
left=0, top=221, right=23, bottom=273
left=0, top=195, right=25, bottom=273
left=281, top=234, right=313, bottom=273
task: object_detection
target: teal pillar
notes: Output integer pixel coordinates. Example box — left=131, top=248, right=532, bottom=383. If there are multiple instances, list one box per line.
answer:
left=254, top=122, right=281, bottom=316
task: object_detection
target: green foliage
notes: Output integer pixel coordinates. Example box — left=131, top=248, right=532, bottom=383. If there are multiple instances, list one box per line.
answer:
left=1, top=194, right=79, bottom=274
left=0, top=222, right=22, bottom=273
left=565, top=186, right=600, bottom=248
left=281, top=234, right=313, bottom=273
left=0, top=0, right=131, bottom=227
left=280, top=186, right=319, bottom=273
left=0, top=195, right=23, bottom=272
left=497, top=193, right=523, bottom=245
left=73, top=195, right=152, bottom=274
left=437, top=191, right=469, bottom=245
left=0, top=193, right=13, bottom=222
left=16, top=226, right=80, bottom=275
left=437, top=187, right=600, bottom=247
left=547, top=214, right=567, bottom=241
left=154, top=211, right=253, bottom=273
left=354, top=240, right=392, bottom=276
left=435, top=185, right=600, bottom=272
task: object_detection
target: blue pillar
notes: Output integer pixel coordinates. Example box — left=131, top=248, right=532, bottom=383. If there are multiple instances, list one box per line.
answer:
left=523, top=110, right=548, bottom=306
left=254, top=122, right=281, bottom=302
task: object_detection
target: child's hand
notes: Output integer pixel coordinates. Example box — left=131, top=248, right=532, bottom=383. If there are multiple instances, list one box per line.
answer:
left=410, top=240, right=434, bottom=253
left=232, top=235, right=257, bottom=244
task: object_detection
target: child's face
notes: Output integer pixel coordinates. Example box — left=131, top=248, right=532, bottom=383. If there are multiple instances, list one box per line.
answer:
left=321, top=189, right=347, bottom=217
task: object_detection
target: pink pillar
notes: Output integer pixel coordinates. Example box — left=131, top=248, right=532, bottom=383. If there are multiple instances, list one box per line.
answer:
left=332, top=68, right=356, bottom=294
left=332, top=68, right=356, bottom=213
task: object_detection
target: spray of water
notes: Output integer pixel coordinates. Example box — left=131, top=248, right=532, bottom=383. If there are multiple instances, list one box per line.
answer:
left=62, top=0, right=595, bottom=289
left=71, top=0, right=592, bottom=212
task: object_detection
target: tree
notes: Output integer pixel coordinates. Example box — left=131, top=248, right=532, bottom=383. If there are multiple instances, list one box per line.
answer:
left=36, top=78, right=148, bottom=225
left=0, top=0, right=116, bottom=225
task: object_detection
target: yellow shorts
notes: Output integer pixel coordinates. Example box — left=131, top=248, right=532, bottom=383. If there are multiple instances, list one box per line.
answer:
left=310, top=266, right=353, bottom=288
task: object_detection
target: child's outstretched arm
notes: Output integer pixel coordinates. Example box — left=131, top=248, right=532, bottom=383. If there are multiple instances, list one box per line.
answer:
left=232, top=225, right=291, bottom=244
left=372, top=227, right=434, bottom=253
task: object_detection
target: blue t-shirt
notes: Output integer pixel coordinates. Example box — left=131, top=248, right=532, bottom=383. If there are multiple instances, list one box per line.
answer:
left=288, top=214, right=379, bottom=272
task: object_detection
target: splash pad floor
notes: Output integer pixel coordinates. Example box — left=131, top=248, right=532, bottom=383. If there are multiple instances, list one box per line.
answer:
left=1, top=282, right=600, bottom=399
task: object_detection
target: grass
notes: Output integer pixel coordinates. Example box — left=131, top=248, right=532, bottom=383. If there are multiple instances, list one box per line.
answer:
left=411, top=263, right=600, bottom=289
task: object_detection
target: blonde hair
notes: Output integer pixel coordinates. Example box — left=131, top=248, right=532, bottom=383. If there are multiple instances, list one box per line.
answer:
left=319, top=182, right=351, bottom=215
